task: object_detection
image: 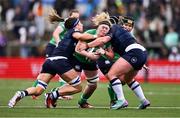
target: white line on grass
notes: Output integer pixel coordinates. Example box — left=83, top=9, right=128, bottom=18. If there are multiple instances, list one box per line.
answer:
left=1, top=106, right=180, bottom=109
left=145, top=92, right=180, bottom=95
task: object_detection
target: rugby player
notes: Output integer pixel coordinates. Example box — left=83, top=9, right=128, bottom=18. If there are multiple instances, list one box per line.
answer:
left=8, top=17, right=96, bottom=108
left=31, top=9, right=80, bottom=100
left=77, top=15, right=150, bottom=110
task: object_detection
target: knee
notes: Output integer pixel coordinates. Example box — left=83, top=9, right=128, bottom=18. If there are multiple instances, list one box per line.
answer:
left=107, top=73, right=114, bottom=81
left=35, top=80, right=48, bottom=96
left=86, top=74, right=99, bottom=86
left=69, top=76, right=82, bottom=93
left=35, top=87, right=44, bottom=96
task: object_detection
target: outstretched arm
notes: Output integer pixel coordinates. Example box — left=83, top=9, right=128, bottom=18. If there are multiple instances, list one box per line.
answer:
left=76, top=36, right=111, bottom=52
left=87, top=36, right=111, bottom=48
left=72, top=32, right=96, bottom=41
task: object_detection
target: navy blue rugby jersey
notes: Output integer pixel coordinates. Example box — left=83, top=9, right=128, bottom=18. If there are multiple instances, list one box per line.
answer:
left=109, top=25, right=136, bottom=56
left=52, top=29, right=80, bottom=58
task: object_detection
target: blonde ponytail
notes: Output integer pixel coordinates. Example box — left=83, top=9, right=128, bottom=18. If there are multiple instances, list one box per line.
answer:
left=48, top=8, right=64, bottom=24
left=92, top=12, right=110, bottom=26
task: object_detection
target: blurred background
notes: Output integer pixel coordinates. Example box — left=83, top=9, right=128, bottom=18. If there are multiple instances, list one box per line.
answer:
left=0, top=0, right=180, bottom=83
left=0, top=1, right=180, bottom=116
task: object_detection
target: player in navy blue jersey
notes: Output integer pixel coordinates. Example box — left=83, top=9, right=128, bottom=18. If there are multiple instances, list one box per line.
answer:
left=31, top=9, right=80, bottom=100
left=8, top=18, right=96, bottom=108
left=77, top=23, right=150, bottom=110
left=96, top=16, right=149, bottom=109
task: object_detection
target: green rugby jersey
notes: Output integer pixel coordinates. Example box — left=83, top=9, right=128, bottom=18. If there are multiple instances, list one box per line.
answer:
left=73, top=29, right=119, bottom=63
left=49, top=22, right=67, bottom=45
left=73, top=29, right=97, bottom=63
left=85, top=29, right=120, bottom=62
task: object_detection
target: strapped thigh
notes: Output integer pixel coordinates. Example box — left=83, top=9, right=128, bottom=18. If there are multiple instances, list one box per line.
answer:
left=37, top=80, right=48, bottom=89
left=86, top=74, right=99, bottom=85
left=68, top=76, right=81, bottom=86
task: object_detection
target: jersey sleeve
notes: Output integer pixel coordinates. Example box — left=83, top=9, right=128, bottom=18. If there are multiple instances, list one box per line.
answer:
left=59, top=22, right=65, bottom=30
left=85, top=29, right=97, bottom=35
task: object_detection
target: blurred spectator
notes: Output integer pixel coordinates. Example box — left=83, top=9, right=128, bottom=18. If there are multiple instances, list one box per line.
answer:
left=27, top=10, right=36, bottom=40
left=12, top=5, right=25, bottom=39
left=0, top=0, right=180, bottom=58
left=96, top=0, right=107, bottom=13
left=164, top=26, right=179, bottom=50
left=168, top=47, right=180, bottom=61
left=33, top=0, right=45, bottom=38
left=0, top=0, right=13, bottom=21
left=0, top=30, right=7, bottom=56
left=75, top=0, right=94, bottom=18
left=19, top=27, right=29, bottom=58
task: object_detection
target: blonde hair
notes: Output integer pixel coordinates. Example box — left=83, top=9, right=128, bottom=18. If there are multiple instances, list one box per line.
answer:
left=92, top=12, right=111, bottom=26
left=48, top=8, right=64, bottom=24
left=69, top=9, right=79, bottom=16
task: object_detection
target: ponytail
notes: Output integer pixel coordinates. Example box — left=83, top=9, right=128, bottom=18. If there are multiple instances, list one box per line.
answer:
left=48, top=8, right=64, bottom=24
left=92, top=12, right=110, bottom=26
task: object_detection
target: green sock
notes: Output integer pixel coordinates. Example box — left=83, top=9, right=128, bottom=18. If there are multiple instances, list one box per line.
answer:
left=107, top=84, right=117, bottom=102
left=58, top=79, right=66, bottom=87
left=32, top=80, right=38, bottom=87
left=78, top=95, right=88, bottom=104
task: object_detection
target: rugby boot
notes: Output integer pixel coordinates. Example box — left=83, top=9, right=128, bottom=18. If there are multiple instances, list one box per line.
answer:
left=138, top=99, right=150, bottom=109
left=8, top=91, right=23, bottom=108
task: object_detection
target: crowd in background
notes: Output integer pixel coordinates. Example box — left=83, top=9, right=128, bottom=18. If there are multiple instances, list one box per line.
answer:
left=0, top=0, right=179, bottom=61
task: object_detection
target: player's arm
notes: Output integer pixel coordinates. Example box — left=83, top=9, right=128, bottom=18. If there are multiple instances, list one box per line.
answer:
left=96, top=46, right=114, bottom=60
left=76, top=35, right=111, bottom=52
left=53, top=25, right=63, bottom=44
left=88, top=36, right=111, bottom=48
left=104, top=46, right=114, bottom=60
left=76, top=49, right=100, bottom=61
left=75, top=41, right=100, bottom=61
left=72, top=32, right=96, bottom=41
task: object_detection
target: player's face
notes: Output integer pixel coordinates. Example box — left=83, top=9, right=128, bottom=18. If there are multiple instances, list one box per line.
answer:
left=122, top=23, right=133, bottom=32
left=76, top=21, right=83, bottom=32
left=97, top=24, right=110, bottom=37
left=70, top=12, right=80, bottom=18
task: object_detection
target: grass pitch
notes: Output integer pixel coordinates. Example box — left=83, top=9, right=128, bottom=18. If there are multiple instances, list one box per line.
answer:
left=0, top=79, right=180, bottom=117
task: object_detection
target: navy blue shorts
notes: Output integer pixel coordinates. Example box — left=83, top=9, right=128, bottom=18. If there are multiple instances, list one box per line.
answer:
left=41, top=59, right=73, bottom=75
left=97, top=57, right=114, bottom=75
left=80, top=61, right=98, bottom=71
left=70, top=57, right=82, bottom=72
left=122, top=49, right=147, bottom=70
left=70, top=57, right=98, bottom=72
left=45, top=43, right=56, bottom=58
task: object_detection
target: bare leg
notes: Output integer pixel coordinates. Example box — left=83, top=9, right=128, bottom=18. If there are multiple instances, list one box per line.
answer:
left=78, top=70, right=99, bottom=108
left=107, top=57, right=133, bottom=109
left=45, top=69, right=82, bottom=108
left=8, top=73, right=54, bottom=108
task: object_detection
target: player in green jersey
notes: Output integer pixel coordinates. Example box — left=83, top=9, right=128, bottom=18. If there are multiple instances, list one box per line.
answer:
left=74, top=18, right=112, bottom=108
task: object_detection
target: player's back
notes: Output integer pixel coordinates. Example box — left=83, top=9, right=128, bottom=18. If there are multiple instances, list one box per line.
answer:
left=110, top=25, right=136, bottom=55
left=52, top=29, right=78, bottom=58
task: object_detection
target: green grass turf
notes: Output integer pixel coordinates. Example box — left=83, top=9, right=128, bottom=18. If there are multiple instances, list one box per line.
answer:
left=0, top=79, right=180, bottom=117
